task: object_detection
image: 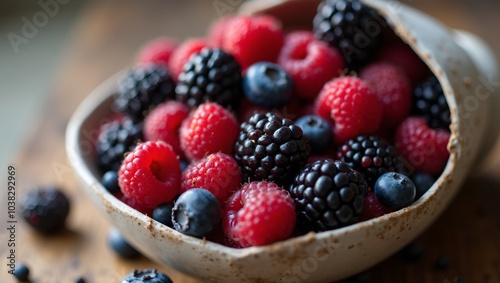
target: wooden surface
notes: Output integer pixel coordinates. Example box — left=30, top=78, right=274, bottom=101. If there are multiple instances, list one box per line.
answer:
left=1, top=0, right=500, bottom=282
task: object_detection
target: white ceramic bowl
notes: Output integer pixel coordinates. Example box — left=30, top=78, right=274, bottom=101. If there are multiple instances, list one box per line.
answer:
left=66, top=1, right=500, bottom=282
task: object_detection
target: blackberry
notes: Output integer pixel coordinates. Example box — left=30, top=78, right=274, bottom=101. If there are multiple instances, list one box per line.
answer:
left=337, top=135, right=402, bottom=186
left=21, top=186, right=70, bottom=234
left=96, top=117, right=143, bottom=173
left=412, top=76, right=451, bottom=129
left=233, top=112, right=310, bottom=186
left=289, top=160, right=368, bottom=231
left=120, top=269, right=173, bottom=283
left=313, top=0, right=383, bottom=69
left=115, top=64, right=175, bottom=121
left=175, top=48, right=242, bottom=108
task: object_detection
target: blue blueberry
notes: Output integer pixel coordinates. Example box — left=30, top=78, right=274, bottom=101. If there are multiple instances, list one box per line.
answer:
left=107, top=228, right=141, bottom=258
left=120, top=269, right=172, bottom=283
left=374, top=172, right=416, bottom=211
left=172, top=188, right=221, bottom=238
left=13, top=264, right=30, bottom=281
left=410, top=172, right=435, bottom=199
left=294, top=115, right=333, bottom=154
left=243, top=62, right=293, bottom=108
left=152, top=203, right=174, bottom=227
left=101, top=171, right=120, bottom=193
left=180, top=159, right=190, bottom=173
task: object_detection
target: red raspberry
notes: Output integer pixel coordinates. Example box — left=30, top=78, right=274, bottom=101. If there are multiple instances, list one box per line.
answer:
left=360, top=63, right=412, bottom=129
left=180, top=102, right=239, bottom=161
left=376, top=41, right=429, bottom=84
left=181, top=152, right=241, bottom=204
left=118, top=141, right=181, bottom=209
left=314, top=77, right=382, bottom=143
left=208, top=16, right=235, bottom=47
left=278, top=31, right=345, bottom=100
left=223, top=181, right=295, bottom=247
left=136, top=37, right=178, bottom=68
left=395, top=117, right=450, bottom=176
left=222, top=15, right=284, bottom=70
left=359, top=191, right=392, bottom=221
left=168, top=38, right=210, bottom=81
left=114, top=192, right=153, bottom=216
left=144, top=101, right=190, bottom=158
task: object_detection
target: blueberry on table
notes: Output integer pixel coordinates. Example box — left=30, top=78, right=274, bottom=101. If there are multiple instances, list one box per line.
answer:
left=295, top=115, right=333, bottom=154
left=12, top=264, right=30, bottom=281
left=107, top=228, right=141, bottom=259
left=243, top=62, right=293, bottom=109
left=20, top=186, right=70, bottom=234
left=120, top=269, right=173, bottom=283
left=374, top=172, right=416, bottom=211
left=172, top=188, right=221, bottom=238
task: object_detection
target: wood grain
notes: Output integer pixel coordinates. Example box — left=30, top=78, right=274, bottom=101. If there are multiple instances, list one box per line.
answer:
left=1, top=0, right=499, bottom=282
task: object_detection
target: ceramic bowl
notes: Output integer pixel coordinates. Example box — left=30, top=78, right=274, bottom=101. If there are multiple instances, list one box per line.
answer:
left=66, top=0, right=500, bottom=282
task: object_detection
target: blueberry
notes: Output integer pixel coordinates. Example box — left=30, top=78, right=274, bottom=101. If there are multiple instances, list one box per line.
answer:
left=295, top=115, right=333, bottom=154
left=13, top=264, right=30, bottom=281
left=152, top=203, right=174, bottom=227
left=180, top=159, right=190, bottom=173
left=20, top=186, right=70, bottom=234
left=172, top=188, right=221, bottom=238
left=107, top=228, right=141, bottom=258
left=75, top=276, right=86, bottom=283
left=374, top=172, right=416, bottom=211
left=243, top=62, right=293, bottom=108
left=410, top=172, right=435, bottom=199
left=120, top=269, right=172, bottom=283
left=101, top=171, right=120, bottom=193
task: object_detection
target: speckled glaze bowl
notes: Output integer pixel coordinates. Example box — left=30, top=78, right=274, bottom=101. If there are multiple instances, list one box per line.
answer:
left=66, top=0, right=500, bottom=282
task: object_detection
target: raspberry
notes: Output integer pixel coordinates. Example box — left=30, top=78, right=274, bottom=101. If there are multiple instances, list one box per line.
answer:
left=144, top=101, right=190, bottom=158
left=412, top=76, right=451, bottom=130
left=136, top=37, right=178, bottom=68
left=115, top=192, right=153, bottom=216
left=233, top=112, right=310, bottom=186
left=180, top=102, right=239, bottom=161
left=313, top=0, right=383, bottom=69
left=208, top=16, right=235, bottom=47
left=176, top=48, right=243, bottom=108
left=114, top=64, right=175, bottom=121
left=395, top=117, right=450, bottom=176
left=278, top=31, right=345, bottom=100
left=314, top=77, right=382, bottom=142
left=118, top=141, right=181, bottom=209
left=289, top=159, right=368, bottom=231
left=223, top=181, right=295, bottom=247
left=337, top=135, right=402, bottom=186
left=181, top=152, right=241, bottom=204
left=360, top=63, right=412, bottom=129
left=376, top=41, right=429, bottom=84
left=359, top=191, right=392, bottom=221
left=222, top=15, right=284, bottom=70
left=20, top=186, right=70, bottom=234
left=168, top=38, right=210, bottom=81
left=96, top=117, right=143, bottom=173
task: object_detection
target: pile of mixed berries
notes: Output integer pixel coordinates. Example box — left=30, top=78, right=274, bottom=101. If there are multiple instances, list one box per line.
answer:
left=95, top=0, right=451, bottom=248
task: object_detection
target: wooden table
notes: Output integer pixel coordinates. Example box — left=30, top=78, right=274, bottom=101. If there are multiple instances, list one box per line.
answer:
left=2, top=1, right=500, bottom=282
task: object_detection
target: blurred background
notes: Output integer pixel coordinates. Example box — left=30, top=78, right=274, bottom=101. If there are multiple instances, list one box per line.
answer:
left=0, top=0, right=499, bottom=168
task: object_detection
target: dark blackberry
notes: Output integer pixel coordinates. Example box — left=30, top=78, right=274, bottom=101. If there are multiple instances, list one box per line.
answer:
left=337, top=135, right=402, bottom=186
left=175, top=48, right=242, bottom=108
left=96, top=117, right=143, bottom=173
left=120, top=269, right=173, bottom=283
left=289, top=160, right=368, bottom=231
left=115, top=64, right=175, bottom=121
left=233, top=112, right=310, bottom=186
left=313, top=0, right=384, bottom=69
left=20, top=186, right=70, bottom=234
left=412, top=76, right=451, bottom=129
